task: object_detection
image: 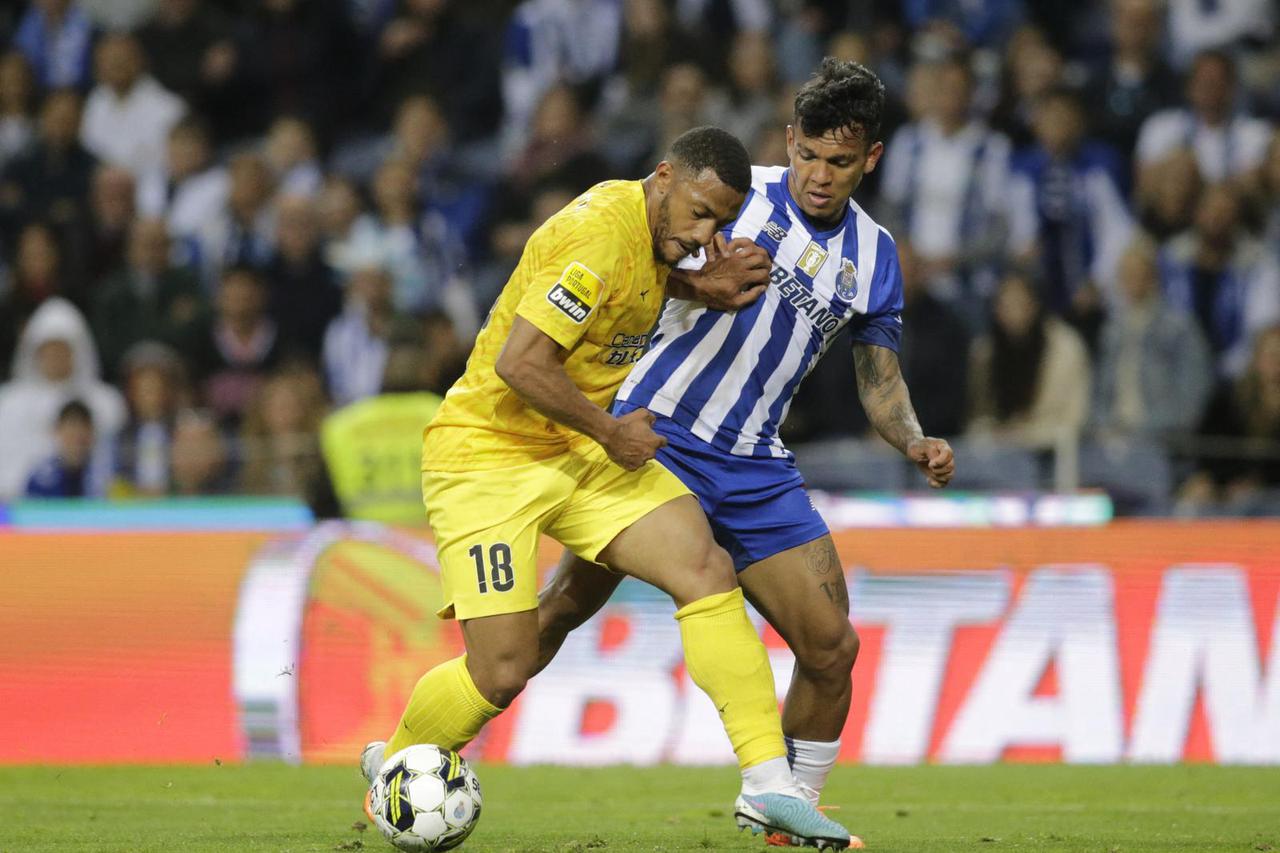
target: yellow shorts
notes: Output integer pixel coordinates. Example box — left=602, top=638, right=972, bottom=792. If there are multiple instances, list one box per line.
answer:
left=422, top=439, right=690, bottom=621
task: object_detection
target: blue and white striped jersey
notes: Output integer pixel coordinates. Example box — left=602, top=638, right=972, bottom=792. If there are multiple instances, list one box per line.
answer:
left=617, top=165, right=904, bottom=459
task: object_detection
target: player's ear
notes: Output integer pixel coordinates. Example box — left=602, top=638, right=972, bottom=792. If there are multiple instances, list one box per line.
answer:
left=653, top=160, right=674, bottom=194
left=863, top=140, right=885, bottom=174
left=785, top=125, right=795, bottom=159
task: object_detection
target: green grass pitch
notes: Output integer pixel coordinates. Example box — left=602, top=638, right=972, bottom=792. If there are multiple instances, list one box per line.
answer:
left=1, top=764, right=1277, bottom=852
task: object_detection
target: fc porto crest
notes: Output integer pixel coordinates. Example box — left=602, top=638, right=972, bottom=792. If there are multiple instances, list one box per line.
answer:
left=836, top=258, right=858, bottom=301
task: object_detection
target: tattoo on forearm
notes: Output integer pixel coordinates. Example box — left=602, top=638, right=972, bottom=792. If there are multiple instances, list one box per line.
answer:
left=853, top=344, right=924, bottom=454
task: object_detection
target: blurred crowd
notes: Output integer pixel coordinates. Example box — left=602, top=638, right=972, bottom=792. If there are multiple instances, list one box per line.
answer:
left=0, top=0, right=1277, bottom=515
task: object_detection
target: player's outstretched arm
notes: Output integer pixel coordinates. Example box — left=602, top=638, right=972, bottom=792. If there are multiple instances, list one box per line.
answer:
left=495, top=316, right=666, bottom=471
left=852, top=342, right=955, bottom=489
left=668, top=235, right=772, bottom=311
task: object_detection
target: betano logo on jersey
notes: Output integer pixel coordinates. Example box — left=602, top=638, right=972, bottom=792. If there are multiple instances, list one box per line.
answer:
left=547, top=261, right=603, bottom=323
left=771, top=265, right=844, bottom=335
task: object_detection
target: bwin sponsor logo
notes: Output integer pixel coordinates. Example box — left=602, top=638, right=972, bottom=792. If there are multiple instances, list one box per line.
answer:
left=547, top=283, right=590, bottom=322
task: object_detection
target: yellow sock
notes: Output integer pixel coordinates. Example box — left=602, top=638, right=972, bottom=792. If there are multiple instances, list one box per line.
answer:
left=385, top=655, right=501, bottom=756
left=675, top=588, right=786, bottom=770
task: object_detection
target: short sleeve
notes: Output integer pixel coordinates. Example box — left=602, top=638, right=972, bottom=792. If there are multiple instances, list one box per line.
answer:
left=848, top=230, right=905, bottom=352
left=515, top=225, right=620, bottom=350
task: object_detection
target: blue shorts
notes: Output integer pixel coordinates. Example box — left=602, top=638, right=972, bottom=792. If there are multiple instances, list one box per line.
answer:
left=614, top=401, right=830, bottom=572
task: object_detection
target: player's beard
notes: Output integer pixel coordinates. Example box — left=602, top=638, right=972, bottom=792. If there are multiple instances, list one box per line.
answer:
left=651, top=193, right=675, bottom=264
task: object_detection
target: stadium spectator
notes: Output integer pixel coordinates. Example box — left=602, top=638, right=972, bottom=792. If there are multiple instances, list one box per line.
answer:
left=227, top=0, right=359, bottom=141
left=967, top=269, right=1091, bottom=447
left=264, top=115, right=323, bottom=199
left=167, top=406, right=230, bottom=495
left=606, top=0, right=699, bottom=107
left=320, top=339, right=442, bottom=524
left=13, top=0, right=95, bottom=91
left=24, top=398, right=100, bottom=498
left=897, top=240, right=971, bottom=438
left=371, top=0, right=502, bottom=140
left=65, top=164, right=135, bottom=297
left=508, top=85, right=610, bottom=192
left=900, top=0, right=1023, bottom=49
left=0, top=296, right=126, bottom=500
left=1083, top=0, right=1179, bottom=160
left=79, top=0, right=156, bottom=30
left=135, top=115, right=228, bottom=245
left=194, top=151, right=276, bottom=280
left=0, top=223, right=67, bottom=377
left=238, top=367, right=328, bottom=497
left=1258, top=131, right=1280, bottom=248
left=264, top=194, right=343, bottom=360
left=1137, top=146, right=1203, bottom=241
left=1180, top=324, right=1280, bottom=515
left=332, top=95, right=494, bottom=260
left=318, top=174, right=377, bottom=273
left=418, top=308, right=466, bottom=394
left=1166, top=0, right=1275, bottom=68
left=394, top=95, right=493, bottom=258
left=112, top=342, right=187, bottom=497
left=880, top=56, right=1011, bottom=309
left=0, top=52, right=36, bottom=173
left=721, top=31, right=778, bottom=152
left=670, top=0, right=771, bottom=74
left=1159, top=183, right=1280, bottom=377
left=135, top=0, right=237, bottom=111
left=1135, top=51, right=1273, bottom=192
left=609, top=62, right=728, bottom=176
left=90, top=217, right=205, bottom=381
left=323, top=259, right=418, bottom=406
left=500, top=0, right=622, bottom=149
left=1092, top=234, right=1213, bottom=438
left=0, top=89, right=94, bottom=241
left=187, top=266, right=281, bottom=426
left=990, top=26, right=1065, bottom=149
left=1007, top=87, right=1132, bottom=341
left=355, top=157, right=423, bottom=307
left=481, top=181, right=577, bottom=306
left=79, top=33, right=186, bottom=180
left=357, top=156, right=476, bottom=330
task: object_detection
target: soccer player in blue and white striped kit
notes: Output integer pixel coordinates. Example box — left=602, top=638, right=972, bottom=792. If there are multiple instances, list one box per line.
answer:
left=536, top=58, right=956, bottom=846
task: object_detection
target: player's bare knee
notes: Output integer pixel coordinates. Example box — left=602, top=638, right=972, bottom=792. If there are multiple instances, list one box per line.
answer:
left=687, top=541, right=737, bottom=598
left=471, top=648, right=538, bottom=707
left=481, top=660, right=533, bottom=708
left=797, top=622, right=859, bottom=682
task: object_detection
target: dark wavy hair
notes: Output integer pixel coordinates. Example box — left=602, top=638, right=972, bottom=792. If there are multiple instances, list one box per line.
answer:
left=793, top=57, right=886, bottom=143
left=990, top=271, right=1048, bottom=422
left=669, top=126, right=752, bottom=194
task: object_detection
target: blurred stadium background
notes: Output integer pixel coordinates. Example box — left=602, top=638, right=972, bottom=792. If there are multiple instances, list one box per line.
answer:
left=1, top=0, right=1279, bottom=804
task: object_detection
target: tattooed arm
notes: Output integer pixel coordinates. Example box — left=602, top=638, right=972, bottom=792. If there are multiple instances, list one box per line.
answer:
left=852, top=342, right=956, bottom=489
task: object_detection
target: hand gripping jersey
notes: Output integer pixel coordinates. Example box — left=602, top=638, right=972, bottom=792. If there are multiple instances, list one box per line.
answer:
left=617, top=166, right=904, bottom=459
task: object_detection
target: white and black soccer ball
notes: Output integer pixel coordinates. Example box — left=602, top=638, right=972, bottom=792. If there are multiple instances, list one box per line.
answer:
left=369, top=744, right=483, bottom=851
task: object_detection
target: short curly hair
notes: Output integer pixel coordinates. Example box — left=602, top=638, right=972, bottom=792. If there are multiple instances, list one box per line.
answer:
left=794, top=58, right=886, bottom=143
left=668, top=126, right=752, bottom=194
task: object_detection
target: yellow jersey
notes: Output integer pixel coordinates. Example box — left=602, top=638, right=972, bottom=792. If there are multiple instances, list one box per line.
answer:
left=423, top=180, right=669, bottom=471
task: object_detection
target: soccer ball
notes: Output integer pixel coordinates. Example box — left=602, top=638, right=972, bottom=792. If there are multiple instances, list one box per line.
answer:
left=369, top=744, right=483, bottom=851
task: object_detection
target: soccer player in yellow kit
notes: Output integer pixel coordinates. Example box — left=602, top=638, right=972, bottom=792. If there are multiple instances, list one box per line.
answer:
left=360, top=127, right=852, bottom=848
